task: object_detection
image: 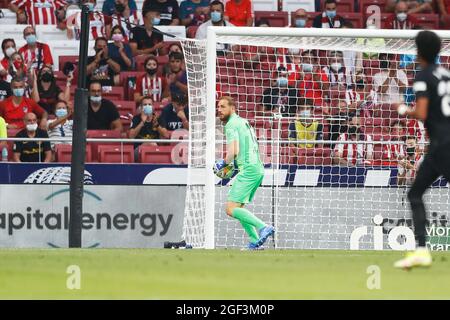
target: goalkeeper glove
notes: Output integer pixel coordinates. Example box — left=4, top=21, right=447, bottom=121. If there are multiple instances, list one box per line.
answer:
left=213, top=159, right=227, bottom=174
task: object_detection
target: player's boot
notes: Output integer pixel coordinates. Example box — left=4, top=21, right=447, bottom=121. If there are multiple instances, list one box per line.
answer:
left=257, top=225, right=275, bottom=247
left=394, top=247, right=432, bottom=269
left=240, top=242, right=263, bottom=251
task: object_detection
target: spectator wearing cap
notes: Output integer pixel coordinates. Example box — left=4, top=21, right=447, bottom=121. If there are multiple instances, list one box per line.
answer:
left=129, top=9, right=165, bottom=56
left=180, top=0, right=210, bottom=27
left=166, top=52, right=188, bottom=97
left=87, top=81, right=123, bottom=132
left=135, top=56, right=169, bottom=104
left=13, top=112, right=52, bottom=163
left=158, top=93, right=189, bottom=138
left=262, top=66, right=299, bottom=116
left=224, top=0, right=253, bottom=27
left=288, top=99, right=323, bottom=149
left=291, top=8, right=309, bottom=28
left=313, top=0, right=347, bottom=28
left=18, top=25, right=54, bottom=71
left=142, top=0, right=180, bottom=26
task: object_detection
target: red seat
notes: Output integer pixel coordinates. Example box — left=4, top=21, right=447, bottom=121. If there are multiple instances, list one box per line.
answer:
left=118, top=71, right=145, bottom=86
left=254, top=11, right=289, bottom=27
left=339, top=12, right=363, bottom=28
left=98, top=145, right=134, bottom=163
left=138, top=145, right=174, bottom=164
left=320, top=0, right=355, bottom=12
left=101, top=86, right=124, bottom=101
left=87, top=130, right=121, bottom=162
left=411, top=14, right=439, bottom=30
left=55, top=144, right=92, bottom=163
left=187, top=26, right=199, bottom=38
left=115, top=100, right=137, bottom=117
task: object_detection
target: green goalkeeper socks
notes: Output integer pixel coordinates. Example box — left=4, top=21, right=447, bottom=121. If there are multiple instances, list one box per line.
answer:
left=240, top=221, right=259, bottom=244
left=232, top=207, right=266, bottom=231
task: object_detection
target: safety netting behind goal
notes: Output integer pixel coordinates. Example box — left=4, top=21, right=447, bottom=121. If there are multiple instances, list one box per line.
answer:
left=181, top=31, right=450, bottom=250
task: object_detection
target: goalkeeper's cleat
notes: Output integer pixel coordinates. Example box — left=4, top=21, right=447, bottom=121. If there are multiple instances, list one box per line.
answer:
left=394, top=247, right=432, bottom=269
left=240, top=242, right=263, bottom=251
left=257, top=225, right=275, bottom=247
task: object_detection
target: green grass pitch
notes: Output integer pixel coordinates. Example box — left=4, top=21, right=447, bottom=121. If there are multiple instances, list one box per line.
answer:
left=0, top=249, right=449, bottom=299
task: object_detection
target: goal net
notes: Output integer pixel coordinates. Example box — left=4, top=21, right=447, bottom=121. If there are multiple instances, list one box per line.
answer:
left=181, top=27, right=450, bottom=250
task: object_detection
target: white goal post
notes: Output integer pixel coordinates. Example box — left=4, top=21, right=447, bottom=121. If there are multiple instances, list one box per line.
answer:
left=181, top=27, right=450, bottom=250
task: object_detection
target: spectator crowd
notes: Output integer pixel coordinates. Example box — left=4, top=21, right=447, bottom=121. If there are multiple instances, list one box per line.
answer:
left=0, top=0, right=436, bottom=182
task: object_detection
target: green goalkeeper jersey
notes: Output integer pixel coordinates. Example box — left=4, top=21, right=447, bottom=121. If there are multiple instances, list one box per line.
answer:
left=225, top=113, right=263, bottom=172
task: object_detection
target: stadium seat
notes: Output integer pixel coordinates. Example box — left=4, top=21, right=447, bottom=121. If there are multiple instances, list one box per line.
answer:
left=360, top=0, right=387, bottom=16
left=254, top=11, right=289, bottom=27
left=36, top=25, right=68, bottom=42
left=186, top=26, right=199, bottom=38
left=118, top=71, right=145, bottom=87
left=320, top=0, right=355, bottom=12
left=411, top=14, right=439, bottom=30
left=282, top=0, right=315, bottom=13
left=138, top=145, right=174, bottom=164
left=87, top=130, right=121, bottom=162
left=55, top=144, right=93, bottom=163
left=98, top=144, right=134, bottom=163
left=339, top=12, right=363, bottom=28
left=116, top=100, right=137, bottom=117
left=253, top=0, right=278, bottom=11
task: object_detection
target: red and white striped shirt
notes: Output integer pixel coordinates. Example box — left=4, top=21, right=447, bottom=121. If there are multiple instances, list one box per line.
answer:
left=135, top=74, right=166, bottom=102
left=18, top=42, right=54, bottom=69
left=407, top=119, right=427, bottom=148
left=345, top=88, right=361, bottom=105
left=72, top=12, right=111, bottom=40
left=323, top=65, right=347, bottom=87
left=111, top=11, right=143, bottom=42
left=11, top=0, right=67, bottom=25
left=334, top=133, right=373, bottom=166
left=383, top=142, right=406, bottom=160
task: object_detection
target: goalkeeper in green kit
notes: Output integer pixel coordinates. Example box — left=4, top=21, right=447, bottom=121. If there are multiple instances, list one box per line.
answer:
left=213, top=96, right=275, bottom=250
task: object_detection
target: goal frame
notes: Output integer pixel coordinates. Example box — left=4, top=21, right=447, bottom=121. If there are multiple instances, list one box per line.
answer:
left=203, top=27, right=450, bottom=250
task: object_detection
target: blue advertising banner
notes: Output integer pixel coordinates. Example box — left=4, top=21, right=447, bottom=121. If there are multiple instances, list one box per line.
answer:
left=0, top=163, right=447, bottom=187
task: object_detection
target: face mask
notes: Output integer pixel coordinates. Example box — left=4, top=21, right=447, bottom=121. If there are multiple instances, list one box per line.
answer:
left=41, top=72, right=53, bottom=82
left=13, top=88, right=24, bottom=97
left=326, top=10, right=336, bottom=19
left=211, top=11, right=222, bottom=23
left=112, top=33, right=124, bottom=42
left=55, top=108, right=68, bottom=118
left=86, top=2, right=95, bottom=11
left=25, top=34, right=37, bottom=45
left=115, top=3, right=125, bottom=13
left=302, top=63, right=313, bottom=72
left=90, top=95, right=102, bottom=103
left=367, top=24, right=377, bottom=29
left=380, top=60, right=389, bottom=69
left=396, top=12, right=407, bottom=22
left=295, top=19, right=306, bottom=28
left=143, top=104, right=153, bottom=115
left=152, top=17, right=160, bottom=25
left=277, top=77, right=288, bottom=87
left=288, top=48, right=300, bottom=55
left=356, top=79, right=364, bottom=88
left=146, top=67, right=157, bottom=75
left=26, top=123, right=38, bottom=132
left=406, top=147, right=415, bottom=155
left=5, top=47, right=15, bottom=58
left=300, top=110, right=311, bottom=118
left=348, top=126, right=358, bottom=135
left=331, top=62, right=341, bottom=72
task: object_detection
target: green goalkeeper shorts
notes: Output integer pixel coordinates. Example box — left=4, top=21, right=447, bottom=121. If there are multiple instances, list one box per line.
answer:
left=227, top=168, right=264, bottom=204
